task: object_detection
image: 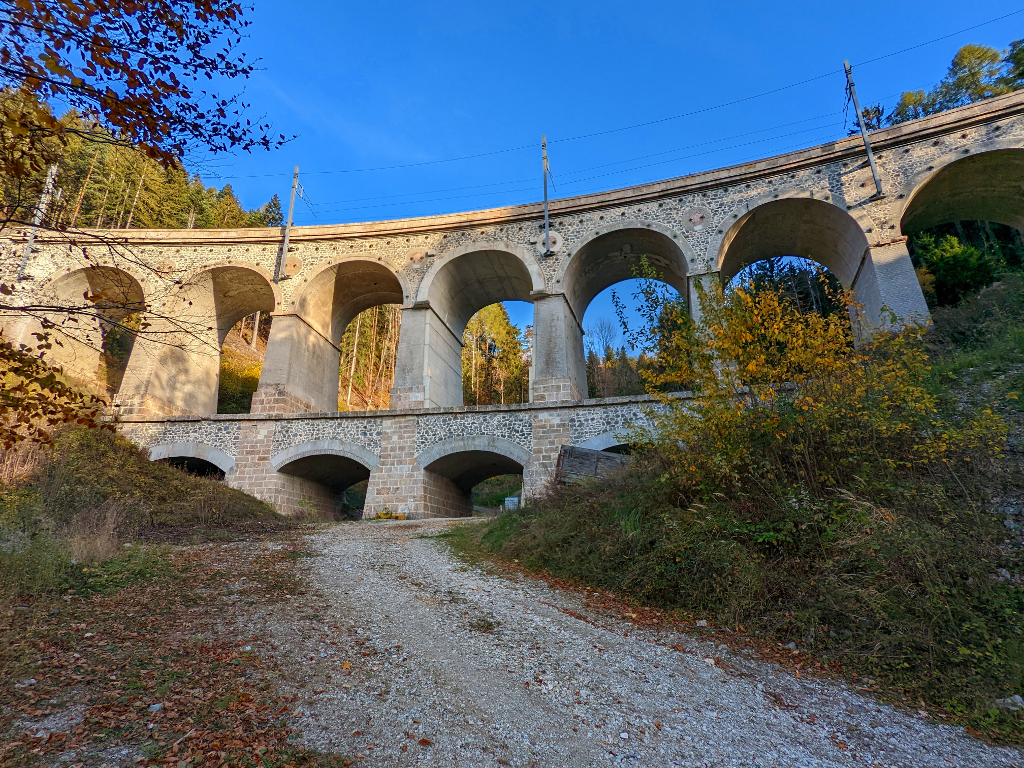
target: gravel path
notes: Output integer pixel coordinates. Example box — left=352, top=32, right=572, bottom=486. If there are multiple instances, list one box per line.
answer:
left=248, top=519, right=1024, bottom=768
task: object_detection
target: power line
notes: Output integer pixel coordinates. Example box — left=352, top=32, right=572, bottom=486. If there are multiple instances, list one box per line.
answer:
left=208, top=10, right=1021, bottom=183
left=291, top=121, right=846, bottom=219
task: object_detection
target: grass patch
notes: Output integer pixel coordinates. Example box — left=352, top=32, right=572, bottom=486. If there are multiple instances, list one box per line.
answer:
left=0, top=426, right=289, bottom=600
left=472, top=474, right=522, bottom=508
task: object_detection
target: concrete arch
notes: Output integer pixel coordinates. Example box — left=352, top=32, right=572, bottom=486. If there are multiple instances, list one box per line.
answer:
left=292, top=256, right=409, bottom=344
left=578, top=431, right=629, bottom=452
left=415, top=241, right=544, bottom=336
left=897, top=145, right=1024, bottom=235
left=557, top=220, right=693, bottom=320
left=270, top=439, right=380, bottom=473
left=116, top=263, right=279, bottom=417
left=23, top=265, right=148, bottom=394
left=44, top=260, right=153, bottom=300
left=148, top=442, right=236, bottom=475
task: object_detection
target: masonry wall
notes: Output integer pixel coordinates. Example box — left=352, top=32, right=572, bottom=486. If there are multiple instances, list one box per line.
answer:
left=118, top=396, right=659, bottom=519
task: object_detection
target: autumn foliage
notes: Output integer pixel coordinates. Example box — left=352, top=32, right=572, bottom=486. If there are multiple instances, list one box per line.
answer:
left=482, top=272, right=1024, bottom=740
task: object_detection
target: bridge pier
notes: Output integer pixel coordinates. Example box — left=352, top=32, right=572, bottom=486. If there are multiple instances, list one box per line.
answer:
left=530, top=293, right=587, bottom=402
left=390, top=305, right=465, bottom=410
left=252, top=313, right=340, bottom=413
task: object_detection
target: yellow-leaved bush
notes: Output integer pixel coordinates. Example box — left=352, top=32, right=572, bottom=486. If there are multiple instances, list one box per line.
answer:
left=483, top=261, right=1023, bottom=738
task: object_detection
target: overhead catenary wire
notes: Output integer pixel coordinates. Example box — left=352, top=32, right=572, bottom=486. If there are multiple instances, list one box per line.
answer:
left=207, top=9, right=1023, bottom=185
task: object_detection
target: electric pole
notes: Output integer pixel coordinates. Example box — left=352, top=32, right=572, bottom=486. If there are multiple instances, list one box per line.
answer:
left=18, top=163, right=58, bottom=280
left=542, top=136, right=552, bottom=257
left=844, top=61, right=884, bottom=199
left=275, top=166, right=299, bottom=282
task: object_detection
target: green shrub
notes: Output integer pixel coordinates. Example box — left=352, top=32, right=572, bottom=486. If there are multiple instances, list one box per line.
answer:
left=28, top=426, right=276, bottom=529
left=911, top=233, right=998, bottom=307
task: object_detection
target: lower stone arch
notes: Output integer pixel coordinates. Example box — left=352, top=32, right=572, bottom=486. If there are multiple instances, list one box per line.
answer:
left=414, top=435, right=531, bottom=518
left=148, top=442, right=236, bottom=477
left=271, top=440, right=380, bottom=517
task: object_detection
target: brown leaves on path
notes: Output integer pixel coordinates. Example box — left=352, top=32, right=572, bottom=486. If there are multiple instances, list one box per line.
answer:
left=0, top=537, right=350, bottom=767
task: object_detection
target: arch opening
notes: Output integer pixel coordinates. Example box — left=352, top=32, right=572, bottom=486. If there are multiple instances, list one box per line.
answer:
left=45, top=266, right=145, bottom=395
left=415, top=435, right=530, bottom=517
left=461, top=303, right=530, bottom=406
left=277, top=453, right=373, bottom=518
left=159, top=456, right=225, bottom=480
left=287, top=260, right=405, bottom=412
left=717, top=198, right=879, bottom=328
left=730, top=256, right=846, bottom=317
left=196, top=266, right=278, bottom=415
left=564, top=227, right=689, bottom=322
left=901, top=149, right=1024, bottom=308
left=901, top=149, right=1024, bottom=236
left=423, top=450, right=525, bottom=493
left=426, top=249, right=535, bottom=339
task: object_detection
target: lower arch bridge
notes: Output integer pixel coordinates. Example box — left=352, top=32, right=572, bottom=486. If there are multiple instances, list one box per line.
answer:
left=122, top=395, right=656, bottom=518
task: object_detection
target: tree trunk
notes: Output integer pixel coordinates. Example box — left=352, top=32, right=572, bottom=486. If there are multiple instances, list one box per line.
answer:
left=346, top=314, right=362, bottom=409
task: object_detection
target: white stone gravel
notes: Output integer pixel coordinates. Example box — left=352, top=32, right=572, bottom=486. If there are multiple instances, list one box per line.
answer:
left=246, top=519, right=1024, bottom=768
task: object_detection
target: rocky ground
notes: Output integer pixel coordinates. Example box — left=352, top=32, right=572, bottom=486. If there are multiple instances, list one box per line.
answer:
left=240, top=519, right=1024, bottom=768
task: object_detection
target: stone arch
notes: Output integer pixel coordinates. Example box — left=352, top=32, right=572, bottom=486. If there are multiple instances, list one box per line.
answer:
left=270, top=439, right=380, bottom=473
left=415, top=434, right=532, bottom=473
left=557, top=220, right=693, bottom=320
left=715, top=197, right=882, bottom=323
left=28, top=265, right=148, bottom=393
left=271, top=440, right=379, bottom=515
left=897, top=145, right=1024, bottom=235
left=416, top=241, right=544, bottom=337
left=292, top=256, right=409, bottom=344
left=170, top=262, right=279, bottom=344
left=414, top=435, right=530, bottom=517
left=532, top=221, right=691, bottom=403
left=148, top=442, right=236, bottom=475
left=115, top=263, right=278, bottom=417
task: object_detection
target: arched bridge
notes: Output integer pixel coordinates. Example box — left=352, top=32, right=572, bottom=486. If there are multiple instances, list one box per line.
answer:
left=4, top=92, right=1023, bottom=517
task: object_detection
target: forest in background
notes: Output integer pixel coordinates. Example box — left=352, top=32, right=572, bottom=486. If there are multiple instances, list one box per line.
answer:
left=0, top=98, right=283, bottom=231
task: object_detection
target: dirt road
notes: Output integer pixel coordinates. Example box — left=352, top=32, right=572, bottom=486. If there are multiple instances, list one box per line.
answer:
left=244, top=519, right=1023, bottom=768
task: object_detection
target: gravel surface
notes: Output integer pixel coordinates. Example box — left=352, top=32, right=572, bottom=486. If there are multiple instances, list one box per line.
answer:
left=247, top=519, right=1024, bottom=768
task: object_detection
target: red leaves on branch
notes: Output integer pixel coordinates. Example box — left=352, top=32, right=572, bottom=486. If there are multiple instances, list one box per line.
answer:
left=0, top=0, right=289, bottom=180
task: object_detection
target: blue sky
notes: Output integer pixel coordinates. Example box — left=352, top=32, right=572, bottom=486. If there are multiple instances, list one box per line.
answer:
left=199, top=1, right=1023, bottom=337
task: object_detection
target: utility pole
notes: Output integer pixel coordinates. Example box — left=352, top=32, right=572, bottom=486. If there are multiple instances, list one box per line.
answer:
left=18, top=163, right=58, bottom=280
left=844, top=61, right=884, bottom=199
left=275, top=166, right=299, bottom=282
left=541, top=136, right=552, bottom=256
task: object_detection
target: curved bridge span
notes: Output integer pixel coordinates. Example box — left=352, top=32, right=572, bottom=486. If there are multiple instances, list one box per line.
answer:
left=5, top=93, right=1024, bottom=516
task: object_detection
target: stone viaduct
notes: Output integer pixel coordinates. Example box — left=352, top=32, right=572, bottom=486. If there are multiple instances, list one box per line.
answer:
left=2, top=92, right=1023, bottom=518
